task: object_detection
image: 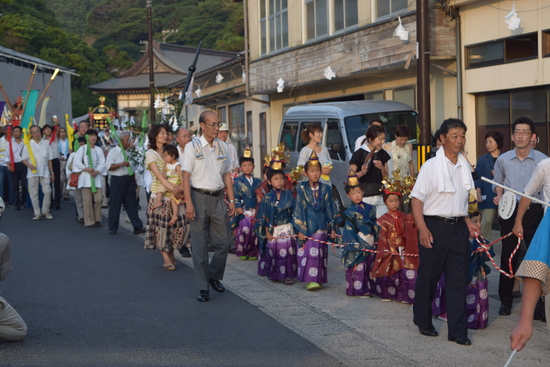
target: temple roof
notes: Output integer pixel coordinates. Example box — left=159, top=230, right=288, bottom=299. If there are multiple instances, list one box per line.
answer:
left=88, top=41, right=237, bottom=94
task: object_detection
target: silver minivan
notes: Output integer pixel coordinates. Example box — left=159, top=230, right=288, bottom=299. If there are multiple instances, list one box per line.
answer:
left=278, top=100, right=418, bottom=212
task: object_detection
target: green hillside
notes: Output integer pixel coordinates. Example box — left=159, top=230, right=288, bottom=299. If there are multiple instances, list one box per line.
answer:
left=0, top=0, right=244, bottom=116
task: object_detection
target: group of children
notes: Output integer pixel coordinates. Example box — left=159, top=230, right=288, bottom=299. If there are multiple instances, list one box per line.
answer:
left=226, top=146, right=496, bottom=330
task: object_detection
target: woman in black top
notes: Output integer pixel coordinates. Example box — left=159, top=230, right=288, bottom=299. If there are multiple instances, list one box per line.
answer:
left=349, top=125, right=391, bottom=218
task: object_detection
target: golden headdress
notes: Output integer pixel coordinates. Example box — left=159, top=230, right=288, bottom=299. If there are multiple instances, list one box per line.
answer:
left=243, top=145, right=252, bottom=158
left=347, top=169, right=359, bottom=187
left=308, top=150, right=320, bottom=167
left=264, top=143, right=290, bottom=167
left=382, top=169, right=416, bottom=203
left=270, top=154, right=283, bottom=171
left=468, top=194, right=478, bottom=214
left=289, top=165, right=304, bottom=183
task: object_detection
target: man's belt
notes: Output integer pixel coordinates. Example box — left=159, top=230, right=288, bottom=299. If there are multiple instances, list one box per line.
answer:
left=192, top=187, right=223, bottom=197
left=424, top=215, right=465, bottom=225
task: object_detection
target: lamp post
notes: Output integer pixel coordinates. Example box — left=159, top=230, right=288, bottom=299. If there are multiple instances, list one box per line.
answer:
left=147, top=0, right=155, bottom=122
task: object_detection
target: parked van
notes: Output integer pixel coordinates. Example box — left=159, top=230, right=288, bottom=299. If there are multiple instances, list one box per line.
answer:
left=278, top=100, right=418, bottom=213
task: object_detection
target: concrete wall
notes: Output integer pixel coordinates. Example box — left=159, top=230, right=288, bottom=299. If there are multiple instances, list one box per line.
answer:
left=460, top=0, right=550, bottom=157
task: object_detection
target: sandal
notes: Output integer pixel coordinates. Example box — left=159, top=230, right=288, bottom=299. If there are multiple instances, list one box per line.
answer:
left=284, top=278, right=293, bottom=285
left=163, top=264, right=176, bottom=271
left=170, top=259, right=177, bottom=266
left=87, top=224, right=98, bottom=228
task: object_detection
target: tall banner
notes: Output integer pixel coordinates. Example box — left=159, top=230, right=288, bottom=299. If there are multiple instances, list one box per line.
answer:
left=21, top=90, right=40, bottom=130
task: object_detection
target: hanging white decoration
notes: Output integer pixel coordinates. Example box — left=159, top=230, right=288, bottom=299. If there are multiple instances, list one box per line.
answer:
left=178, top=89, right=183, bottom=100
left=195, top=87, right=202, bottom=98
left=170, top=115, right=178, bottom=131
left=505, top=4, right=521, bottom=30
left=242, top=70, right=246, bottom=83
left=394, top=16, right=409, bottom=41
left=276, top=78, right=285, bottom=93
left=184, top=77, right=194, bottom=106
left=216, top=72, right=224, bottom=83
left=323, top=66, right=336, bottom=80
left=154, top=95, right=161, bottom=109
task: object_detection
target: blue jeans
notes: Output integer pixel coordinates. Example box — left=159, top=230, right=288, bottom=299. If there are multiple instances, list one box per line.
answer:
left=0, top=165, right=14, bottom=204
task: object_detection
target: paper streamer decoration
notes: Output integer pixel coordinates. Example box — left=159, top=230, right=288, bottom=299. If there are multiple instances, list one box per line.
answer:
left=20, top=90, right=39, bottom=130
left=38, top=97, right=50, bottom=127
left=85, top=134, right=97, bottom=193
left=23, top=128, right=37, bottom=173
left=65, top=114, right=74, bottom=150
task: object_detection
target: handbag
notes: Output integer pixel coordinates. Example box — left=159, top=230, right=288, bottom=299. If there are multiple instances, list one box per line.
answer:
left=69, top=173, right=79, bottom=187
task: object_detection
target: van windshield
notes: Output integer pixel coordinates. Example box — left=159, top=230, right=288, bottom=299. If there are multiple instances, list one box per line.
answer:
left=344, top=111, right=418, bottom=147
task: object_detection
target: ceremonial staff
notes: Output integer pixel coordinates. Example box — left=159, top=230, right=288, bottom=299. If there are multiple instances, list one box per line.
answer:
left=481, top=177, right=550, bottom=207
left=107, top=117, right=133, bottom=175
left=36, top=68, right=59, bottom=109
left=19, top=64, right=37, bottom=123
left=180, top=40, right=202, bottom=102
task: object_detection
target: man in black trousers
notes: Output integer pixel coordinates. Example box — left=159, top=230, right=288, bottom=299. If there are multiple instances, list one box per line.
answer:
left=410, top=118, right=478, bottom=346
left=105, top=131, right=145, bottom=235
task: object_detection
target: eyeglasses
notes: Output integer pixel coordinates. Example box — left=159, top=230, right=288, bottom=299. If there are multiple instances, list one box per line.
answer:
left=513, top=130, right=531, bottom=136
left=203, top=122, right=221, bottom=129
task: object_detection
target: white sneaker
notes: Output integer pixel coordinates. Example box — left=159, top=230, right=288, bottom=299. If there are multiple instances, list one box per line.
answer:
left=32, top=215, right=41, bottom=221
left=43, top=213, right=53, bottom=220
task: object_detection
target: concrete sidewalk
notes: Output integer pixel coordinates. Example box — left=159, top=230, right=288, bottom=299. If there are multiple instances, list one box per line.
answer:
left=111, top=203, right=549, bottom=367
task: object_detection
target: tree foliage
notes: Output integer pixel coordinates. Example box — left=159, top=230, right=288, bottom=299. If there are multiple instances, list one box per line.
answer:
left=0, top=0, right=244, bottom=116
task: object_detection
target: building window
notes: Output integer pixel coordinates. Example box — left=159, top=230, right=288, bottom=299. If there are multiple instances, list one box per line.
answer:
left=543, top=29, right=550, bottom=57
left=306, top=0, right=328, bottom=40
left=466, top=32, right=538, bottom=69
left=334, top=0, right=358, bottom=32
left=376, top=0, right=408, bottom=20
left=229, top=103, right=245, bottom=157
left=218, top=106, right=227, bottom=126
left=476, top=87, right=549, bottom=156
left=260, top=0, right=288, bottom=55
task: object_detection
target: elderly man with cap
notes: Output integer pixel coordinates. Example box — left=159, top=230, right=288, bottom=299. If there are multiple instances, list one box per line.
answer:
left=105, top=131, right=145, bottom=235
left=217, top=123, right=239, bottom=174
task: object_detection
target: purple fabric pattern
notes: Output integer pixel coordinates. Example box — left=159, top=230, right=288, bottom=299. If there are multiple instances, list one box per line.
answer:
left=266, top=229, right=297, bottom=281
left=431, top=274, right=446, bottom=316
left=297, top=231, right=328, bottom=284
left=234, top=215, right=259, bottom=258
left=466, top=278, right=490, bottom=329
left=346, top=255, right=374, bottom=296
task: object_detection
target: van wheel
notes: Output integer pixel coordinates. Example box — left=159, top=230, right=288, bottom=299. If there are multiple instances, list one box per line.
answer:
left=332, top=186, right=345, bottom=217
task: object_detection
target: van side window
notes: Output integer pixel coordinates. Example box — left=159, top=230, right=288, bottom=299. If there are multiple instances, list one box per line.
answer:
left=326, top=119, right=345, bottom=161
left=280, top=121, right=298, bottom=151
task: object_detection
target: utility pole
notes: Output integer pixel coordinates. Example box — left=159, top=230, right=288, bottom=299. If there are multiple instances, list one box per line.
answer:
left=147, top=0, right=155, bottom=122
left=416, top=0, right=431, bottom=168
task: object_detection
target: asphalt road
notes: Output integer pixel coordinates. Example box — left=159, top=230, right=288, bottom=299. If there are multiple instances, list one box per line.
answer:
left=0, top=203, right=344, bottom=367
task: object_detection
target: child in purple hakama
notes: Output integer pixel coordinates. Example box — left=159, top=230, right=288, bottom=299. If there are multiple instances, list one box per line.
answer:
left=231, top=147, right=262, bottom=260
left=340, top=170, right=379, bottom=297
left=293, top=151, right=337, bottom=291
left=254, top=159, right=297, bottom=284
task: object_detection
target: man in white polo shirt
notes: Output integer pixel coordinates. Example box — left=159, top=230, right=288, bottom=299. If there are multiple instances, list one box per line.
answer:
left=182, top=110, right=236, bottom=303
left=21, top=125, right=54, bottom=220
left=410, top=118, right=478, bottom=346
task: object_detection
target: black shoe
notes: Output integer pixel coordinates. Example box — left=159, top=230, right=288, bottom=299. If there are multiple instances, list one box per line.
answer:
left=180, top=247, right=191, bottom=258
left=448, top=336, right=472, bottom=346
left=499, top=304, right=512, bottom=316
left=418, top=327, right=438, bottom=337
left=209, top=279, right=225, bottom=293
left=228, top=248, right=235, bottom=254
left=137, top=205, right=141, bottom=210
left=15, top=206, right=20, bottom=210
left=109, top=231, right=117, bottom=235
left=197, top=290, right=209, bottom=302
left=133, top=227, right=146, bottom=234
left=513, top=290, right=522, bottom=298
left=534, top=312, right=546, bottom=322
left=55, top=205, right=60, bottom=210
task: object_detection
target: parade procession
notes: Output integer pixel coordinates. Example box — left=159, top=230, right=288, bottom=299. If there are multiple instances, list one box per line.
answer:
left=1, top=0, right=550, bottom=366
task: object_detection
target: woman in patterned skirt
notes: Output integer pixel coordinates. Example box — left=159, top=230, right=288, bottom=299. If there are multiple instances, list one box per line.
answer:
left=144, top=124, right=186, bottom=270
